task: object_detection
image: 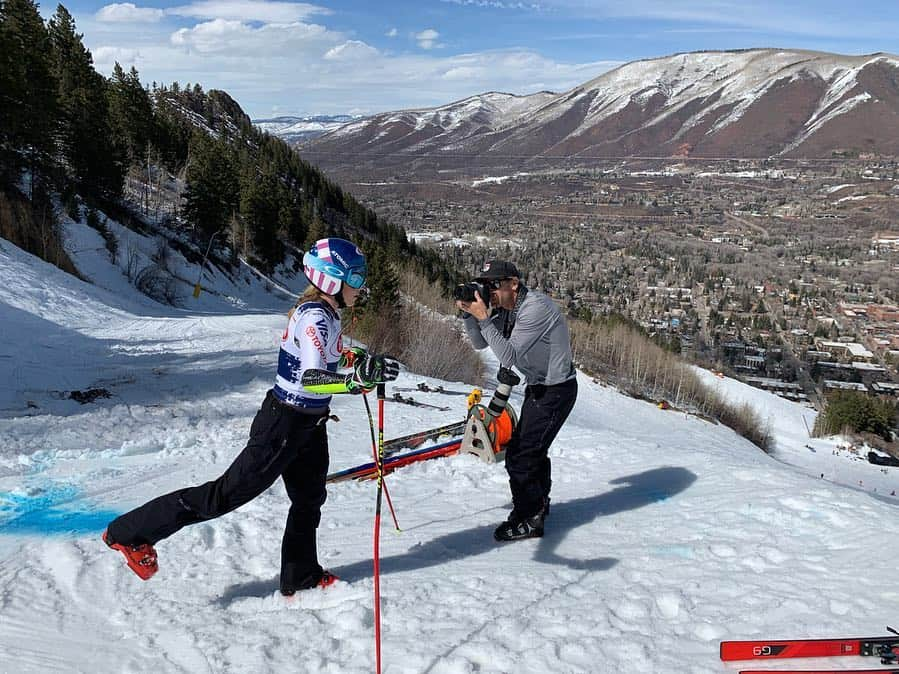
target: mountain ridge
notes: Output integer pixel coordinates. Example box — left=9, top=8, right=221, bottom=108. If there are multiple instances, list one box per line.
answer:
left=252, top=114, right=360, bottom=142
left=302, top=48, right=899, bottom=171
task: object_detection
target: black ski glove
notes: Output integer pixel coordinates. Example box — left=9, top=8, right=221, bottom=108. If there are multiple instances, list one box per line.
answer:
left=354, top=354, right=400, bottom=389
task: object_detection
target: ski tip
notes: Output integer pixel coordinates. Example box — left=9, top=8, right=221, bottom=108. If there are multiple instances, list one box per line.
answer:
left=739, top=671, right=899, bottom=674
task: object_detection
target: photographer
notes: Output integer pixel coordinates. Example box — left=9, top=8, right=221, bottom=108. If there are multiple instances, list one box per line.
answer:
left=456, top=260, right=577, bottom=541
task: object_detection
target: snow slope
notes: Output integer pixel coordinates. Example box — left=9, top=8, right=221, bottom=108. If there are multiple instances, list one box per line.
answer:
left=694, top=368, right=899, bottom=499
left=0, top=235, right=897, bottom=673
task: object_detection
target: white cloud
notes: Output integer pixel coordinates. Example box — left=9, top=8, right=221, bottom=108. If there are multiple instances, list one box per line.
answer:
left=295, top=49, right=618, bottom=113
left=89, top=34, right=619, bottom=116
left=442, top=0, right=545, bottom=8
left=385, top=27, right=398, bottom=37
left=92, top=45, right=143, bottom=67
left=78, top=5, right=620, bottom=118
left=168, top=0, right=330, bottom=24
left=484, top=0, right=899, bottom=40
left=324, top=40, right=380, bottom=61
left=416, top=28, right=440, bottom=50
left=170, top=18, right=333, bottom=55
left=441, top=65, right=485, bottom=80
left=96, top=3, right=164, bottom=23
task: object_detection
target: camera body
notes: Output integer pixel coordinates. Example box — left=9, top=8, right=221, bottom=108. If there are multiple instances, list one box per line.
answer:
left=453, top=281, right=490, bottom=305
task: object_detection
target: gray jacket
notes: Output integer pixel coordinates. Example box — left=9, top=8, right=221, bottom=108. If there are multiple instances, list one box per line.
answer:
left=464, top=287, right=575, bottom=386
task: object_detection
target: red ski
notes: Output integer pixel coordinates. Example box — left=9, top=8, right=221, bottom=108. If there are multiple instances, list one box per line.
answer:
left=326, top=438, right=463, bottom=483
left=381, top=419, right=466, bottom=457
left=721, top=628, right=899, bottom=664
left=740, top=670, right=899, bottom=674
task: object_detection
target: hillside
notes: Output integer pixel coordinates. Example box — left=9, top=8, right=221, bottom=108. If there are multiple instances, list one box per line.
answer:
left=0, top=235, right=897, bottom=672
left=304, top=49, right=899, bottom=174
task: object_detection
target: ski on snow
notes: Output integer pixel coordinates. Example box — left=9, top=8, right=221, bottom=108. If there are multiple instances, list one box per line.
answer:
left=326, top=437, right=463, bottom=483
left=392, top=383, right=469, bottom=396
left=380, top=419, right=466, bottom=457
left=721, top=627, right=899, bottom=665
left=739, top=669, right=899, bottom=674
left=386, top=392, right=451, bottom=411
left=325, top=419, right=467, bottom=483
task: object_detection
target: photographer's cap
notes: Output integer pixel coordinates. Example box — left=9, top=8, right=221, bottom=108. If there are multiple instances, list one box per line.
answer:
left=475, top=259, right=520, bottom=281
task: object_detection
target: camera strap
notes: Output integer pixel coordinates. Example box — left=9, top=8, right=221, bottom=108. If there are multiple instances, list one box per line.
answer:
left=502, top=284, right=528, bottom=338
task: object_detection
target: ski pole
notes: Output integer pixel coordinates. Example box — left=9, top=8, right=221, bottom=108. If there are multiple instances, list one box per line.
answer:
left=362, top=391, right=400, bottom=531
left=380, top=429, right=400, bottom=529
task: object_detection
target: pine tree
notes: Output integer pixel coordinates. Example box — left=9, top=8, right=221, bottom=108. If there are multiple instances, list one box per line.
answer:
left=0, top=4, right=19, bottom=186
left=182, top=131, right=238, bottom=240
left=0, top=0, right=58, bottom=198
left=48, top=4, right=124, bottom=199
left=107, top=63, right=154, bottom=164
left=239, top=163, right=283, bottom=268
left=304, top=212, right=330, bottom=250
left=151, top=94, right=191, bottom=170
left=363, top=246, right=400, bottom=316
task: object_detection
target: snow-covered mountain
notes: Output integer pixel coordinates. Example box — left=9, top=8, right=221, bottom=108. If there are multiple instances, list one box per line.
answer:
left=305, top=49, right=899, bottom=169
left=253, top=114, right=359, bottom=142
left=1, top=221, right=897, bottom=671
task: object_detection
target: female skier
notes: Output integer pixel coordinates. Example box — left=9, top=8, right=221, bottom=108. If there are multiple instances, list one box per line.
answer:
left=102, top=237, right=399, bottom=595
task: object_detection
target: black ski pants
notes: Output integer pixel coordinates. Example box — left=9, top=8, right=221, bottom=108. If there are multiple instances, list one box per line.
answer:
left=505, top=378, right=577, bottom=519
left=106, top=390, right=330, bottom=589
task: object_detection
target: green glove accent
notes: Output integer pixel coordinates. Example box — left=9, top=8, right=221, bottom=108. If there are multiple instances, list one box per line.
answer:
left=302, top=368, right=360, bottom=394
left=304, top=380, right=354, bottom=395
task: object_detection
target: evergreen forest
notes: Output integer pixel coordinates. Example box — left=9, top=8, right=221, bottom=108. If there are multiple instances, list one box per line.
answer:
left=0, top=0, right=459, bottom=319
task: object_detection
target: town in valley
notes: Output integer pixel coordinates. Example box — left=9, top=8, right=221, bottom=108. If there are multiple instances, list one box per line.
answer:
left=330, top=156, right=899, bottom=414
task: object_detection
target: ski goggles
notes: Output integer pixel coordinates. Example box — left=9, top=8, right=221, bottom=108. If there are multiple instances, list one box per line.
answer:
left=304, top=252, right=367, bottom=289
left=344, top=265, right=367, bottom=289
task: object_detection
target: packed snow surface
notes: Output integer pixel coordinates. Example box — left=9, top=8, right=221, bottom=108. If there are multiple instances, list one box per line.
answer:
left=0, top=228, right=897, bottom=673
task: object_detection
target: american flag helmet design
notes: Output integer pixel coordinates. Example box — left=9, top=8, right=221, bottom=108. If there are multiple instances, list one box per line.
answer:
left=303, top=238, right=367, bottom=295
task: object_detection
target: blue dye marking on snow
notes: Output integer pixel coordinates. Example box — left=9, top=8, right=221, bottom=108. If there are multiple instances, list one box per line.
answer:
left=0, top=486, right=120, bottom=536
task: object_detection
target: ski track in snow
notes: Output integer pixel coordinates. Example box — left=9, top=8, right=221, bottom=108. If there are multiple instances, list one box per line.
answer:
left=1, top=233, right=898, bottom=673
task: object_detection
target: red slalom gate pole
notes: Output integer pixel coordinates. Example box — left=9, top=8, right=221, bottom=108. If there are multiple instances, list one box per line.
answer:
left=372, top=383, right=386, bottom=674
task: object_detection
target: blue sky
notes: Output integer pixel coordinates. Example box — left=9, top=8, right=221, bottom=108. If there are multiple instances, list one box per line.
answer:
left=50, top=0, right=899, bottom=118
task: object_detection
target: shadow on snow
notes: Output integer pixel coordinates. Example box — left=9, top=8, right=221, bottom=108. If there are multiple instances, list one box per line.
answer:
left=219, top=466, right=697, bottom=603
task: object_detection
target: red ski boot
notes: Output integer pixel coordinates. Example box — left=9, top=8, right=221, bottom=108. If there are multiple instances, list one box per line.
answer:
left=280, top=569, right=339, bottom=596
left=102, top=530, right=158, bottom=580
left=317, top=570, right=339, bottom=589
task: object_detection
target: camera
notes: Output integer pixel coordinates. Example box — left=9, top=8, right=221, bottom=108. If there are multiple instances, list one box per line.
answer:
left=453, top=281, right=489, bottom=305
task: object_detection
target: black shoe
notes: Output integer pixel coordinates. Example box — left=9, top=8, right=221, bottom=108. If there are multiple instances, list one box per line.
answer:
left=494, top=506, right=546, bottom=542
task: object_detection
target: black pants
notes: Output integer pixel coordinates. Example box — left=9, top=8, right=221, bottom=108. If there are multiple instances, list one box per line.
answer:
left=106, top=390, right=330, bottom=590
left=505, top=378, right=577, bottom=519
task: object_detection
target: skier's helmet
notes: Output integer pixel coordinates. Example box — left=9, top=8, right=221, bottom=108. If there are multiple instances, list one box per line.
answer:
left=303, top=238, right=367, bottom=295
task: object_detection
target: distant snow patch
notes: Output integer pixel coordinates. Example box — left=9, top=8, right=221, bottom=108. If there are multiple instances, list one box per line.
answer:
left=472, top=172, right=529, bottom=187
